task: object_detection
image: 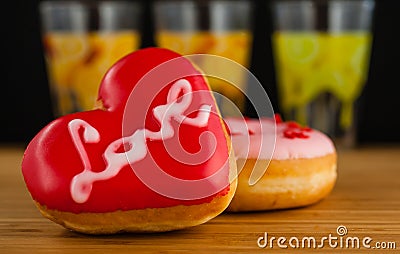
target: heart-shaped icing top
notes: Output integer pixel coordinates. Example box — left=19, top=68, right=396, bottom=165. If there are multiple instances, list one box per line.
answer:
left=22, top=48, right=231, bottom=213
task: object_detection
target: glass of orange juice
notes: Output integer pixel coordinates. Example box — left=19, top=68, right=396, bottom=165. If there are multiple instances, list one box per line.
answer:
left=153, top=0, right=253, bottom=116
left=40, top=1, right=141, bottom=116
left=271, top=0, right=375, bottom=147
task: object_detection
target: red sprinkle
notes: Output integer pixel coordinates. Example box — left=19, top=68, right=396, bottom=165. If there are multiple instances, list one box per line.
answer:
left=274, top=113, right=283, bottom=124
left=287, top=121, right=301, bottom=129
left=282, top=121, right=311, bottom=139
left=283, top=129, right=295, bottom=139
left=297, top=131, right=309, bottom=138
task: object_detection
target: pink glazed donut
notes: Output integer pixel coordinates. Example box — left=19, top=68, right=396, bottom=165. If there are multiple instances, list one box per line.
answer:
left=225, top=115, right=337, bottom=212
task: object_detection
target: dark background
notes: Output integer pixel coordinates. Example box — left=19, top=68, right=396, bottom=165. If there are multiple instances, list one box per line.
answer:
left=3, top=0, right=400, bottom=144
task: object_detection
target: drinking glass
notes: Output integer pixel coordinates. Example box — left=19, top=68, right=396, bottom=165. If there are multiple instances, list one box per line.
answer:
left=40, top=1, right=141, bottom=116
left=271, top=0, right=375, bottom=147
left=153, top=0, right=253, bottom=116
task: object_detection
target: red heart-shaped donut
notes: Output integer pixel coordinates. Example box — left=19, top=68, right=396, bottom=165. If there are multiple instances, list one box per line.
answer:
left=22, top=48, right=236, bottom=234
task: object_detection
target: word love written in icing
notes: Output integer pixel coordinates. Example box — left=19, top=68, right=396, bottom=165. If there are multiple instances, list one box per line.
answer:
left=68, top=79, right=212, bottom=204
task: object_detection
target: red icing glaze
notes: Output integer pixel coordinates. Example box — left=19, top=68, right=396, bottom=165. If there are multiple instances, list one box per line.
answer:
left=22, top=48, right=231, bottom=213
left=223, top=120, right=231, bottom=136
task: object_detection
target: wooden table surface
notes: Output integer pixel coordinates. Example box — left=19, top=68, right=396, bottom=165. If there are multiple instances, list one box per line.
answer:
left=0, top=146, right=399, bottom=253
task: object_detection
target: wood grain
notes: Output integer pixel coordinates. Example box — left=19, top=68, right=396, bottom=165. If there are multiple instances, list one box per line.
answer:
left=1, top=146, right=399, bottom=253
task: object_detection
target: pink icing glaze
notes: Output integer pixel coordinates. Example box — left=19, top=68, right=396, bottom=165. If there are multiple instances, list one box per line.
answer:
left=225, top=117, right=336, bottom=160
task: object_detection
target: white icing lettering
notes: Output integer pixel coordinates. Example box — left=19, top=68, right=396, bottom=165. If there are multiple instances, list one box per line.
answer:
left=69, top=79, right=212, bottom=203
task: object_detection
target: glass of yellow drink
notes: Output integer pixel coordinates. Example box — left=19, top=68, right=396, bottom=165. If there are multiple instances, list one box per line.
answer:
left=40, top=1, right=141, bottom=116
left=271, top=0, right=375, bottom=147
left=153, top=0, right=253, bottom=116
